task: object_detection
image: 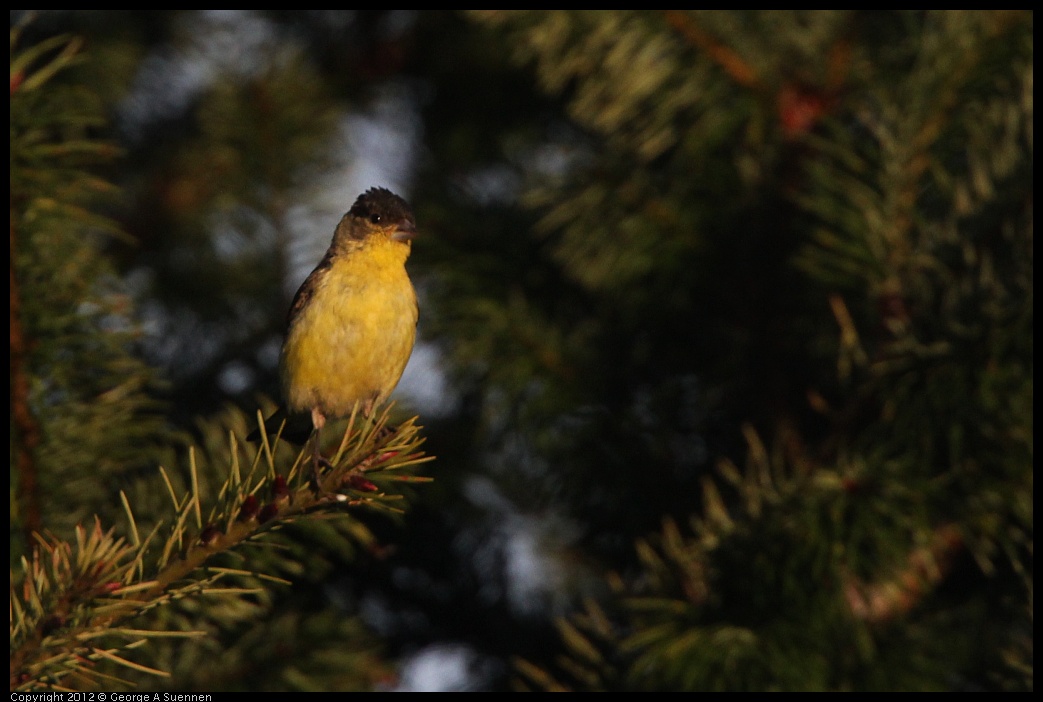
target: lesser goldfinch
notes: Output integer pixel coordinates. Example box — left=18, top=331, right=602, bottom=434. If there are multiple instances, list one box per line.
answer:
left=253, top=187, right=418, bottom=485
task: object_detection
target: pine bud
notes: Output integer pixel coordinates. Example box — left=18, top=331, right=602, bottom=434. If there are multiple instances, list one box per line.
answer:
left=238, top=495, right=260, bottom=521
left=258, top=502, right=280, bottom=524
left=272, top=475, right=290, bottom=502
left=349, top=474, right=379, bottom=492
left=200, top=524, right=222, bottom=546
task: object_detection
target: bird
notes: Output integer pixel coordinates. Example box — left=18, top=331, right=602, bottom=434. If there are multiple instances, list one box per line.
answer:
left=251, top=187, right=419, bottom=490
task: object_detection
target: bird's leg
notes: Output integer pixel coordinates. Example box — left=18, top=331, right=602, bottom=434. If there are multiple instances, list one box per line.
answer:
left=310, top=408, right=335, bottom=492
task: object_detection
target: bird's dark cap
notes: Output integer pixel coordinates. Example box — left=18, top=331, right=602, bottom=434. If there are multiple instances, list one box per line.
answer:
left=349, top=187, right=415, bottom=229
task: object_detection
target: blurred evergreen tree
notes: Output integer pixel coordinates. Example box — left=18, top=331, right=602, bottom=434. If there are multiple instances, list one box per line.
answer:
left=10, top=14, right=432, bottom=692
left=10, top=10, right=1032, bottom=692
left=444, top=10, right=1030, bottom=691
left=9, top=23, right=171, bottom=560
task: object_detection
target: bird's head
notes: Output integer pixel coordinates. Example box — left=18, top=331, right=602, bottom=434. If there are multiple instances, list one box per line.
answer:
left=343, top=187, right=416, bottom=245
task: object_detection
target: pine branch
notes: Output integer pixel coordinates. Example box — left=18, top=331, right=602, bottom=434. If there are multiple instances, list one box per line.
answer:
left=8, top=24, right=88, bottom=554
left=10, top=404, right=434, bottom=691
left=843, top=524, right=964, bottom=624
left=516, top=423, right=987, bottom=691
left=10, top=24, right=175, bottom=555
left=661, top=11, right=759, bottom=89
left=10, top=213, right=43, bottom=549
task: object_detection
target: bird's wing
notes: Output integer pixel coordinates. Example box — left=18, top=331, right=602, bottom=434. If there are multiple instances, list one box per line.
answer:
left=286, top=251, right=335, bottom=328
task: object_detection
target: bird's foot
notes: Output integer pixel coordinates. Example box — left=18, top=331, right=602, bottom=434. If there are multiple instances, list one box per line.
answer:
left=310, top=455, right=347, bottom=500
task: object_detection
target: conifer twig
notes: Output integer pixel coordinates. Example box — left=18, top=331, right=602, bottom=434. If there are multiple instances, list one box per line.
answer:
left=11, top=212, right=43, bottom=548
left=10, top=406, right=433, bottom=691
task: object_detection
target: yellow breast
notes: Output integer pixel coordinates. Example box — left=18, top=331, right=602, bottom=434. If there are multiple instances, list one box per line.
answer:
left=280, top=237, right=417, bottom=418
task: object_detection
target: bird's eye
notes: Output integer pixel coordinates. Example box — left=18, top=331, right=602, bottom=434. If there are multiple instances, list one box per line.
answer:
left=369, top=213, right=382, bottom=224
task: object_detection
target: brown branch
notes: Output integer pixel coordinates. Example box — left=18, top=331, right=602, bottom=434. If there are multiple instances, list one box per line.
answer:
left=662, top=11, right=761, bottom=89
left=11, top=209, right=43, bottom=550
left=844, top=524, right=964, bottom=623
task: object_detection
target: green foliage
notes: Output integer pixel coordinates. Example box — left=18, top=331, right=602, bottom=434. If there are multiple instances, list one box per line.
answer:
left=9, top=10, right=1031, bottom=692
left=10, top=25, right=172, bottom=558
left=519, top=430, right=1020, bottom=691
left=10, top=22, right=434, bottom=691
left=458, top=10, right=1032, bottom=691
left=11, top=401, right=432, bottom=691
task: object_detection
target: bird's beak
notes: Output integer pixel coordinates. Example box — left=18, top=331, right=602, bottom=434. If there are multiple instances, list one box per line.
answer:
left=391, top=220, right=416, bottom=242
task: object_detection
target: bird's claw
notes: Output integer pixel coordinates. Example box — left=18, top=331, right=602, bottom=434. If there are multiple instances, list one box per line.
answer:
left=310, top=455, right=336, bottom=494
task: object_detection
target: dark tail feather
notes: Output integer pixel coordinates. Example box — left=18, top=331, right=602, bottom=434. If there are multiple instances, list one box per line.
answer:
left=246, top=407, right=314, bottom=445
